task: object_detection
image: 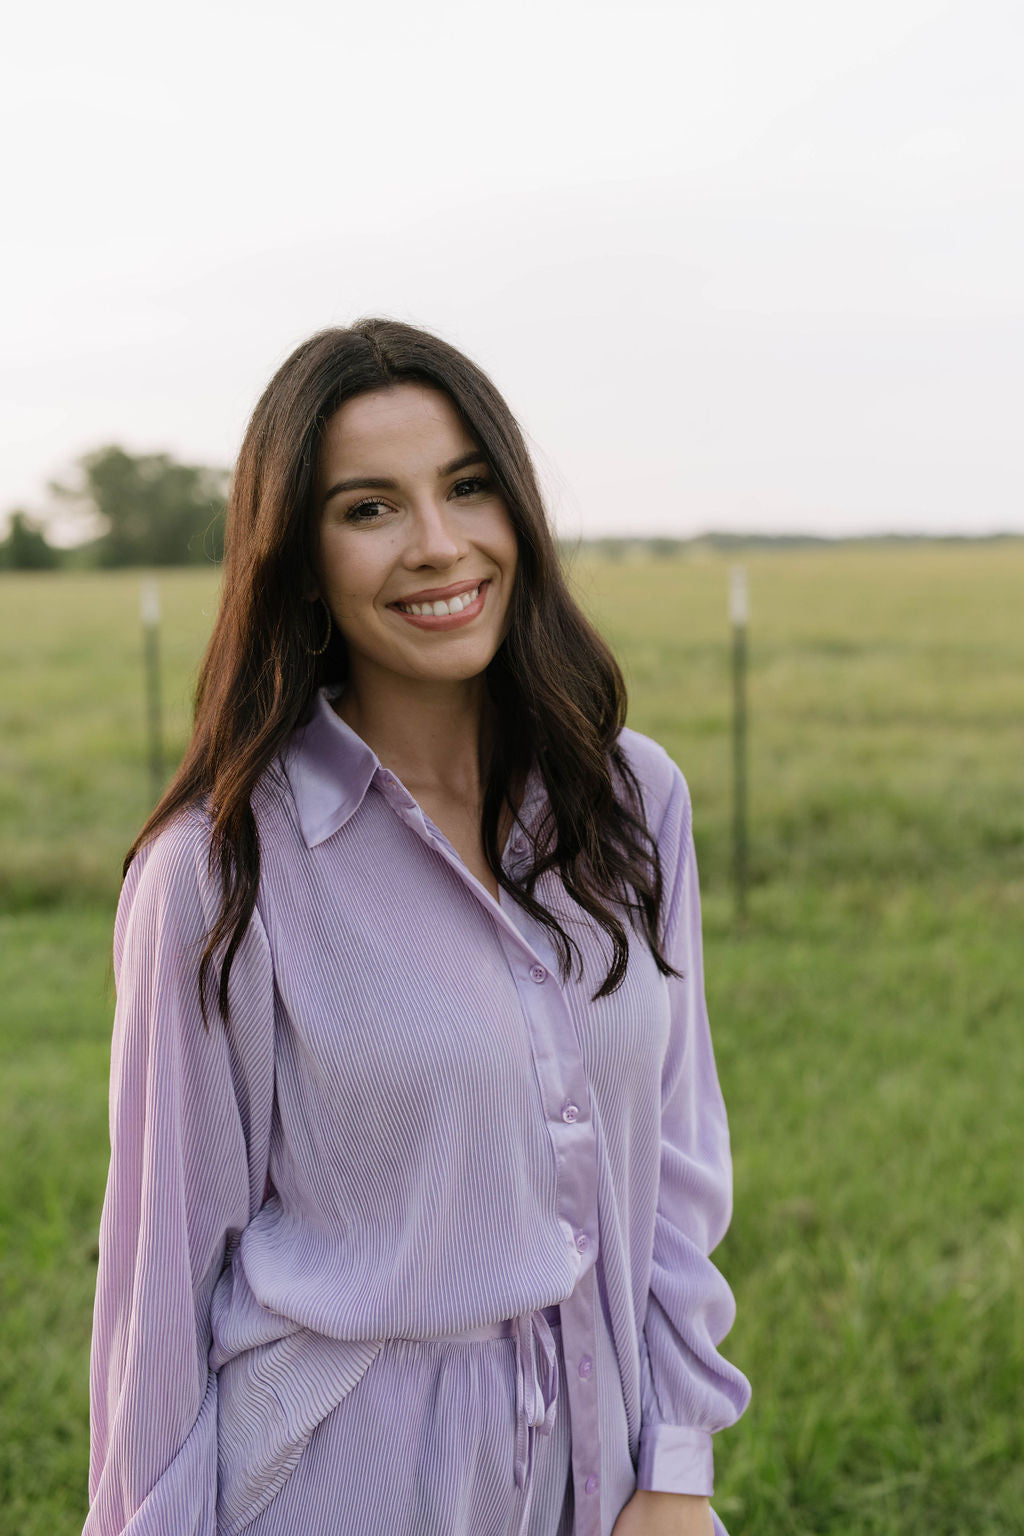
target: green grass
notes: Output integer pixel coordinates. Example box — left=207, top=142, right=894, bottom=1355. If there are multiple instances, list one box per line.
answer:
left=2, top=549, right=1023, bottom=1533
left=0, top=907, right=113, bottom=1530
left=0, top=568, right=220, bottom=909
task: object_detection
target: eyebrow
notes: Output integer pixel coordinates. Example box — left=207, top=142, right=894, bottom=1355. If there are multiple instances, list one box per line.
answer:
left=322, top=450, right=489, bottom=505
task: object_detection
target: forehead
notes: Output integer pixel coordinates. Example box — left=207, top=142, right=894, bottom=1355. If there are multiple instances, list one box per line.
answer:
left=319, top=384, right=476, bottom=475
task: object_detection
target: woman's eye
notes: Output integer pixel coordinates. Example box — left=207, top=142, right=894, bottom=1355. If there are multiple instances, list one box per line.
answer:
left=345, top=499, right=391, bottom=524
left=452, top=476, right=491, bottom=498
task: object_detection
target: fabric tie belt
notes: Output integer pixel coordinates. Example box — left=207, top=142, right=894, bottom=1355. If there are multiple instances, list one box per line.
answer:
left=428, top=1303, right=562, bottom=1495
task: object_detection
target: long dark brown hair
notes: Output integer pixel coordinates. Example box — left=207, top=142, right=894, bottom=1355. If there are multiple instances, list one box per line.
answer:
left=126, top=319, right=680, bottom=1022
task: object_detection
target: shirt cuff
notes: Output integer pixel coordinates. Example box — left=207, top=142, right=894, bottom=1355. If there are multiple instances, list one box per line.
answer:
left=636, top=1424, right=714, bottom=1496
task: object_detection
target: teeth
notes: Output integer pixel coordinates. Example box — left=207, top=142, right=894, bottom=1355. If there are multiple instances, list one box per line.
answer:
left=398, top=584, right=481, bottom=617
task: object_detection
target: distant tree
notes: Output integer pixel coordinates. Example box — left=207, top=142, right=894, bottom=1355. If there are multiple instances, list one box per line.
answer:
left=0, top=511, right=60, bottom=570
left=50, top=446, right=228, bottom=567
left=593, top=537, right=626, bottom=562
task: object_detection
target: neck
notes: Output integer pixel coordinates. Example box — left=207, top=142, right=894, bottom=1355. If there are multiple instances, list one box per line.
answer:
left=333, top=669, right=492, bottom=800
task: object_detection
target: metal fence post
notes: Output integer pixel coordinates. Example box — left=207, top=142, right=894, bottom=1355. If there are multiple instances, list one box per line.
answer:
left=140, top=578, right=163, bottom=807
left=730, top=564, right=749, bottom=923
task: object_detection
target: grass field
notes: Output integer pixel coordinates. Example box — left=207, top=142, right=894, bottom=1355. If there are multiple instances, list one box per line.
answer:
left=2, top=547, right=1022, bottom=1534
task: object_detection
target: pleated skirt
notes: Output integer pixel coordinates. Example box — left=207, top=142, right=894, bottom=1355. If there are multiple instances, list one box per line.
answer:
left=235, top=1307, right=574, bottom=1536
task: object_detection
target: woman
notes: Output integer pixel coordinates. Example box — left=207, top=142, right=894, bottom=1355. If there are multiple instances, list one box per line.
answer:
left=85, top=319, right=750, bottom=1536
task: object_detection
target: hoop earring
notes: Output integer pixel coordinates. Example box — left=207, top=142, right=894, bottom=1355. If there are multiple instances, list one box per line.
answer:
left=307, top=598, right=332, bottom=656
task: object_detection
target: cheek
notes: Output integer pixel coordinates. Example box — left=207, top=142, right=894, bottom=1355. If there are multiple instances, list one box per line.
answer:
left=490, top=508, right=519, bottom=572
left=319, top=535, right=379, bottom=609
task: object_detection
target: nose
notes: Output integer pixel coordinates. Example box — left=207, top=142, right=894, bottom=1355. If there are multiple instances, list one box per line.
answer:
left=402, top=500, right=463, bottom=570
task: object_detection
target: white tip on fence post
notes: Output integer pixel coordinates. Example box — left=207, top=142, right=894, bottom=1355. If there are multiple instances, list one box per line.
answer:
left=729, top=564, right=749, bottom=627
left=140, top=578, right=163, bottom=807
left=730, top=564, right=749, bottom=925
left=140, top=578, right=160, bottom=628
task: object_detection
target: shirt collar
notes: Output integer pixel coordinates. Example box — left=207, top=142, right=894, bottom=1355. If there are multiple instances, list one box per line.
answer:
left=283, top=687, right=381, bottom=848
left=283, top=685, right=548, bottom=850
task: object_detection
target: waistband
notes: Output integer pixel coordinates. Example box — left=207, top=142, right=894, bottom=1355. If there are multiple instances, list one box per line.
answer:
left=427, top=1302, right=561, bottom=1345
left=405, top=1304, right=562, bottom=1504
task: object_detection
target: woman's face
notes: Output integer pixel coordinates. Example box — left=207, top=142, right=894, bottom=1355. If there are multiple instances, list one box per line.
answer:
left=314, top=383, right=519, bottom=695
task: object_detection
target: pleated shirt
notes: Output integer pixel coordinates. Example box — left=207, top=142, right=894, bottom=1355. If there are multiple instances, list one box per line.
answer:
left=85, top=686, right=751, bottom=1536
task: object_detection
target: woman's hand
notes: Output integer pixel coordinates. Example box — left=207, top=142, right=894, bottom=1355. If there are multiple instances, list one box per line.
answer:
left=610, top=1488, right=714, bottom=1536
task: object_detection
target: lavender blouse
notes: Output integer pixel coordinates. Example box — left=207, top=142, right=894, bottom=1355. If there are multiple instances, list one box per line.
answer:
left=85, top=687, right=750, bottom=1535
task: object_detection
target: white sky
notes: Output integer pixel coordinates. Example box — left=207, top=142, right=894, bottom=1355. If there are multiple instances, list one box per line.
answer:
left=2, top=0, right=1022, bottom=541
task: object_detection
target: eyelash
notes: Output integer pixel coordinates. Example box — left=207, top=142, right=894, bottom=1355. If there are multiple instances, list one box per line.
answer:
left=345, top=476, right=492, bottom=524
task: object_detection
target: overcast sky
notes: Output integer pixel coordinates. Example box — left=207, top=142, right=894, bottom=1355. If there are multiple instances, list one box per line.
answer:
left=2, top=0, right=1021, bottom=541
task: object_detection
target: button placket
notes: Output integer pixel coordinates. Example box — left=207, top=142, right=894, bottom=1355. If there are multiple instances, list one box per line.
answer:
left=485, top=841, right=603, bottom=1533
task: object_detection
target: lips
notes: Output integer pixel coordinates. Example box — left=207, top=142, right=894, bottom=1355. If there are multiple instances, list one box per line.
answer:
left=389, top=580, right=490, bottom=629
left=389, top=577, right=486, bottom=607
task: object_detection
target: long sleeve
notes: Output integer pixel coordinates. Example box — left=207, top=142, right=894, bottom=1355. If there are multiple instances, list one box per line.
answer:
left=635, top=766, right=752, bottom=1498
left=84, top=812, right=275, bottom=1536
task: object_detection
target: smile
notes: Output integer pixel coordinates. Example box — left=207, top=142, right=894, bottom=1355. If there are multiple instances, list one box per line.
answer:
left=390, top=581, right=489, bottom=629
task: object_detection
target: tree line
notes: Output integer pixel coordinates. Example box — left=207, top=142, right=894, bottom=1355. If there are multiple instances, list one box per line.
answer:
left=6, top=448, right=1018, bottom=570
left=0, top=446, right=228, bottom=570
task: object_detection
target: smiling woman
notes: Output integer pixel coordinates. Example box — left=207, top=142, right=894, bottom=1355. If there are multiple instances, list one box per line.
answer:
left=83, top=319, right=750, bottom=1536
